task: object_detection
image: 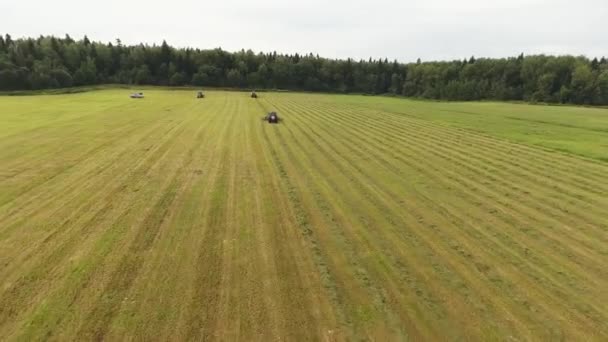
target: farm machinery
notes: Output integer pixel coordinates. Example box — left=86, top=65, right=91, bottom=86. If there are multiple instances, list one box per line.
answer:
left=264, top=111, right=280, bottom=124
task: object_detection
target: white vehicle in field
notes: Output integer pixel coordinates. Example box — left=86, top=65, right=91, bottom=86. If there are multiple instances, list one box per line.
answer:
left=130, top=92, right=144, bottom=98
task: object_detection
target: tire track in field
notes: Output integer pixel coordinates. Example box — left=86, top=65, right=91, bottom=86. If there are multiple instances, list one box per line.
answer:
left=0, top=110, right=189, bottom=263
left=296, top=100, right=608, bottom=259
left=225, top=103, right=278, bottom=339
left=263, top=98, right=457, bottom=339
left=2, top=92, right=605, bottom=339
left=0, top=101, right=157, bottom=195
left=346, top=102, right=608, bottom=192
left=0, top=116, right=186, bottom=281
left=308, top=100, right=608, bottom=218
left=214, top=97, right=250, bottom=339
left=363, top=109, right=608, bottom=221
left=284, top=99, right=600, bottom=340
left=0, top=111, right=199, bottom=337
left=267, top=97, right=527, bottom=339
left=148, top=96, right=236, bottom=340
left=7, top=103, right=207, bottom=340
left=77, top=180, right=181, bottom=340
left=293, top=100, right=608, bottom=289
left=344, top=101, right=608, bottom=183
left=316, top=98, right=608, bottom=195
left=276, top=97, right=608, bottom=338
left=182, top=100, right=240, bottom=340
left=0, top=109, right=169, bottom=208
left=272, top=95, right=608, bottom=340
left=117, top=98, right=235, bottom=340
left=74, top=103, right=214, bottom=341
left=0, top=100, right=200, bottom=234
left=220, top=98, right=314, bottom=340
left=0, top=100, right=189, bottom=201
left=251, top=100, right=348, bottom=340
left=284, top=99, right=604, bottom=256
left=326, top=104, right=608, bottom=268
left=338, top=111, right=608, bottom=255
left=244, top=103, right=325, bottom=339
left=266, top=116, right=413, bottom=338
left=0, top=110, right=185, bottom=231
left=256, top=102, right=353, bottom=339
left=78, top=96, right=231, bottom=339
left=0, top=101, right=146, bottom=173
left=0, top=100, right=142, bottom=146
left=274, top=99, right=518, bottom=337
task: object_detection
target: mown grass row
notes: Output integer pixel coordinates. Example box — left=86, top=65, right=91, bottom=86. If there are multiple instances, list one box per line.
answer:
left=0, top=111, right=194, bottom=334
left=258, top=105, right=354, bottom=339
left=339, top=100, right=608, bottom=188
left=290, top=97, right=608, bottom=288
left=262, top=93, right=608, bottom=339
left=291, top=97, right=607, bottom=258
left=270, top=97, right=532, bottom=338
left=1, top=90, right=606, bottom=340
left=265, top=98, right=508, bottom=338
left=0, top=93, right=230, bottom=339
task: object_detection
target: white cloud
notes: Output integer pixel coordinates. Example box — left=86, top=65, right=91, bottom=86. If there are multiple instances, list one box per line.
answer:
left=1, top=0, right=606, bottom=62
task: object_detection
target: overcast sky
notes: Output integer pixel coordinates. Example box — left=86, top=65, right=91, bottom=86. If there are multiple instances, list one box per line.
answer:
left=1, top=0, right=606, bottom=62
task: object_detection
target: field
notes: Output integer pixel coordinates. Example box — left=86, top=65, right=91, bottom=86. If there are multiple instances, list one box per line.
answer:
left=0, top=89, right=607, bottom=340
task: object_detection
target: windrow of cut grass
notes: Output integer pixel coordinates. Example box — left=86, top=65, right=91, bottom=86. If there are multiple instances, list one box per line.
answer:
left=259, top=92, right=607, bottom=339
left=0, top=89, right=606, bottom=340
left=330, top=95, right=608, bottom=161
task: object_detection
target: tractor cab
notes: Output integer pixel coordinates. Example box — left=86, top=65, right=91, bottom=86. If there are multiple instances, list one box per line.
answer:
left=267, top=112, right=279, bottom=124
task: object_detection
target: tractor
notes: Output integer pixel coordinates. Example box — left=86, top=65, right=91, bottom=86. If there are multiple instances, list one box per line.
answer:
left=264, top=111, right=279, bottom=124
left=197, top=91, right=205, bottom=98
left=251, top=91, right=258, bottom=98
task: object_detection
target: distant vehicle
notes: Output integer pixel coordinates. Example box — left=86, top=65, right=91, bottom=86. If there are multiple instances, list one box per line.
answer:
left=251, top=91, right=258, bottom=98
left=265, top=111, right=279, bottom=124
left=130, top=92, right=144, bottom=99
left=197, top=91, right=205, bottom=98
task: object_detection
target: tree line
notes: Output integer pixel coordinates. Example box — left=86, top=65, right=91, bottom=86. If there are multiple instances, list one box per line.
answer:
left=1, top=34, right=607, bottom=105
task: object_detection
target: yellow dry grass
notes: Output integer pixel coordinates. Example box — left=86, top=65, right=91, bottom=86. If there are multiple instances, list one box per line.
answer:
left=0, top=89, right=606, bottom=340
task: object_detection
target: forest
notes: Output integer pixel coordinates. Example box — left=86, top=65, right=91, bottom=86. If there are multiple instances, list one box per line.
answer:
left=1, top=34, right=607, bottom=105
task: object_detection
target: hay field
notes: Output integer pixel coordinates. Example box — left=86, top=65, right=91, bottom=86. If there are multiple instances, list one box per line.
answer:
left=0, top=89, right=607, bottom=340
